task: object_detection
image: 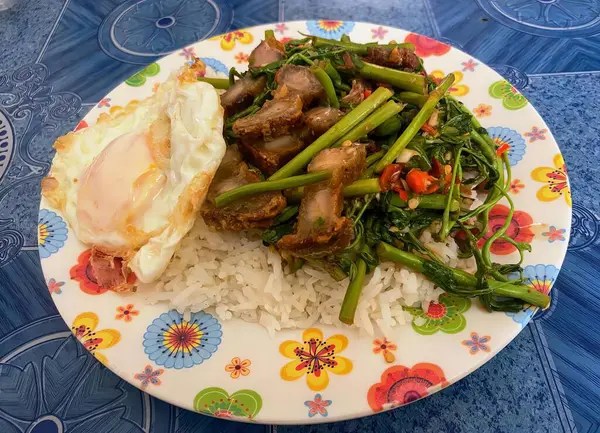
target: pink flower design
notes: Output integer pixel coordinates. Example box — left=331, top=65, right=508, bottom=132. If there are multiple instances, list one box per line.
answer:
left=524, top=126, right=548, bottom=143
left=275, top=23, right=288, bottom=33
left=304, top=394, right=332, bottom=417
left=134, top=365, right=164, bottom=390
left=461, top=59, right=478, bottom=72
left=47, top=278, right=64, bottom=295
left=461, top=332, right=491, bottom=355
left=371, top=26, right=388, bottom=40
left=509, top=179, right=525, bottom=194
left=542, top=226, right=566, bottom=243
left=98, top=98, right=111, bottom=108
left=180, top=47, right=196, bottom=60
left=235, top=52, right=249, bottom=64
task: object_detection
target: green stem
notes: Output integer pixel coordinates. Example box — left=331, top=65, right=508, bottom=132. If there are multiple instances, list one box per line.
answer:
left=196, top=77, right=230, bottom=89
left=374, top=115, right=403, bottom=137
left=389, top=193, right=460, bottom=211
left=311, top=36, right=414, bottom=54
left=265, top=29, right=275, bottom=39
left=358, top=62, right=427, bottom=94
left=398, top=91, right=428, bottom=107
left=269, top=87, right=393, bottom=180
left=366, top=150, right=385, bottom=167
left=215, top=171, right=330, bottom=208
left=311, top=65, right=339, bottom=108
left=339, top=257, right=367, bottom=325
left=333, top=101, right=403, bottom=147
left=440, top=148, right=462, bottom=239
left=316, top=60, right=342, bottom=85
left=375, top=74, right=455, bottom=173
left=376, top=242, right=550, bottom=308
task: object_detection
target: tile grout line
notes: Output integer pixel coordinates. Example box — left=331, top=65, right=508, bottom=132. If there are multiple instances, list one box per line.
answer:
left=422, top=0, right=441, bottom=38
left=278, top=0, right=285, bottom=23
left=36, top=0, right=71, bottom=63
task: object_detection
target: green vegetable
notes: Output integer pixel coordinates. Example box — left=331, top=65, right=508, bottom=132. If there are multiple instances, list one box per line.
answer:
left=339, top=256, right=367, bottom=325
left=333, top=101, right=404, bottom=147
left=357, top=62, right=427, bottom=94
left=366, top=150, right=385, bottom=167
left=196, top=77, right=230, bottom=89
left=311, top=36, right=414, bottom=55
left=398, top=91, right=428, bottom=107
left=375, top=73, right=455, bottom=172
left=269, top=87, right=393, bottom=180
left=374, top=115, right=403, bottom=137
left=215, top=171, right=330, bottom=208
left=265, top=29, right=275, bottom=39
left=311, top=65, right=339, bottom=108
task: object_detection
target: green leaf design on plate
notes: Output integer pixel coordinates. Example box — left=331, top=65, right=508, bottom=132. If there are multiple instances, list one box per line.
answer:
left=406, top=293, right=471, bottom=335
left=125, top=63, right=161, bottom=87
left=193, top=387, right=263, bottom=420
left=489, top=80, right=528, bottom=110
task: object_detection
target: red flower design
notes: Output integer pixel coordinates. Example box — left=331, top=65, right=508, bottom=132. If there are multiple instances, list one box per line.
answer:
left=70, top=250, right=108, bottom=295
left=404, top=33, right=450, bottom=57
left=425, top=302, right=447, bottom=319
left=73, top=120, right=88, bottom=131
left=477, top=204, right=534, bottom=255
left=367, top=363, right=447, bottom=412
left=116, top=303, right=140, bottom=322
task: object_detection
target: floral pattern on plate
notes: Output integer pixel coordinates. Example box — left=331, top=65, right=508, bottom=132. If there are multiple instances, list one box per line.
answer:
left=38, top=209, right=68, bottom=258
left=405, top=294, right=471, bottom=335
left=193, top=387, right=263, bottom=419
left=531, top=154, right=571, bottom=206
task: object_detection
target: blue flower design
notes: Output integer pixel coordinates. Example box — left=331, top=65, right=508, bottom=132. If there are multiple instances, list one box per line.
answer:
left=306, top=20, right=355, bottom=39
left=143, top=310, right=222, bottom=369
left=199, top=57, right=228, bottom=75
left=38, top=209, right=68, bottom=259
left=487, top=126, right=526, bottom=166
left=506, top=264, right=559, bottom=327
left=305, top=393, right=332, bottom=417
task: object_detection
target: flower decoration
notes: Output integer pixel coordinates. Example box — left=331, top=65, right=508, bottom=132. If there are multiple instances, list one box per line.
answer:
left=97, top=98, right=111, bottom=108
left=506, top=264, right=559, bottom=326
left=134, top=365, right=164, bottom=390
left=461, top=332, right=491, bottom=355
left=279, top=328, right=353, bottom=391
left=404, top=33, right=450, bottom=57
left=430, top=70, right=469, bottom=96
left=115, top=304, right=139, bottom=322
left=487, top=126, right=526, bottom=166
left=198, top=57, right=229, bottom=75
left=531, top=154, right=571, bottom=206
left=372, top=338, right=397, bottom=363
left=473, top=103, right=492, bottom=118
left=73, top=119, right=88, bottom=131
left=225, top=357, right=251, bottom=379
left=275, top=23, right=288, bottom=33
left=367, top=363, right=447, bottom=412
left=305, top=394, right=332, bottom=417
left=405, top=293, right=471, bottom=335
left=477, top=204, right=534, bottom=255
left=235, top=52, right=249, bottom=64
left=47, top=278, right=64, bottom=295
left=542, top=226, right=567, bottom=243
left=217, top=30, right=254, bottom=51
left=524, top=126, right=547, bottom=142
left=306, top=20, right=355, bottom=39
left=193, top=387, right=263, bottom=419
left=71, top=312, right=120, bottom=365
left=38, top=209, right=68, bottom=259
left=489, top=80, right=528, bottom=110
left=509, top=179, right=525, bottom=194
left=462, top=59, right=478, bottom=71
left=180, top=47, right=196, bottom=60
left=125, top=63, right=160, bottom=87
left=143, top=310, right=222, bottom=369
left=371, top=26, right=388, bottom=40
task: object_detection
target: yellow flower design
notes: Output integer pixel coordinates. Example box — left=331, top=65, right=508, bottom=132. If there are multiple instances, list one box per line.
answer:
left=71, top=312, right=121, bottom=365
left=430, top=70, right=469, bottom=96
left=215, top=30, right=254, bottom=51
left=279, top=328, right=353, bottom=391
left=531, top=154, right=571, bottom=206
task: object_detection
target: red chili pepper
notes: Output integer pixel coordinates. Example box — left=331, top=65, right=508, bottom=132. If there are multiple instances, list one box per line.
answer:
left=430, top=157, right=443, bottom=178
left=406, top=169, right=439, bottom=194
left=496, top=142, right=510, bottom=156
left=363, top=89, right=372, bottom=99
left=421, top=123, right=438, bottom=136
left=379, top=164, right=403, bottom=192
left=392, top=185, right=409, bottom=202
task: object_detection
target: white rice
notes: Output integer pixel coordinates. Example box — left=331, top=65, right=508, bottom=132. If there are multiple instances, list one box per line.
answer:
left=142, top=219, right=476, bottom=336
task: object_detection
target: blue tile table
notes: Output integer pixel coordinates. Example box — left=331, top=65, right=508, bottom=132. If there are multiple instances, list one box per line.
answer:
left=0, top=1, right=598, bottom=432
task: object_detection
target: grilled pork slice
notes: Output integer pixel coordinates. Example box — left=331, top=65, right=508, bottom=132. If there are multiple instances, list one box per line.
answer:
left=277, top=144, right=366, bottom=257
left=304, top=107, right=344, bottom=137
left=220, top=75, right=267, bottom=117
left=249, top=37, right=286, bottom=68
left=274, top=65, right=324, bottom=106
left=365, top=46, right=420, bottom=71
left=342, top=79, right=370, bottom=105
left=201, top=145, right=286, bottom=231
left=232, top=95, right=304, bottom=139
left=238, top=132, right=308, bottom=176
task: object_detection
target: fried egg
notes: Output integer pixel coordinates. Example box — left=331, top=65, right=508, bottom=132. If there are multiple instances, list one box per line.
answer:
left=42, top=60, right=226, bottom=288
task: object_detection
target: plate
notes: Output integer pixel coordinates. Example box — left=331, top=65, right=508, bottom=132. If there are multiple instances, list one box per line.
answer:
left=38, top=21, right=572, bottom=424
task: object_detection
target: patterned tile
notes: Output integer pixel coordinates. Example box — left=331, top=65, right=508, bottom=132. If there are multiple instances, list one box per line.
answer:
left=427, top=0, right=600, bottom=74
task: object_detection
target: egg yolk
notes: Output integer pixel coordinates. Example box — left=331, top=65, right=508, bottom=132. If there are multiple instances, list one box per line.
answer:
left=76, top=132, right=166, bottom=238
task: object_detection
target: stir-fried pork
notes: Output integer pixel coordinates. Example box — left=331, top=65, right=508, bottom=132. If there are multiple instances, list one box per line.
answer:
left=249, top=38, right=286, bottom=68
left=201, top=145, right=286, bottom=231
left=342, top=79, right=370, bottom=105
left=365, top=46, right=420, bottom=71
left=220, top=75, right=266, bottom=117
left=304, top=107, right=344, bottom=137
left=277, top=144, right=366, bottom=257
left=274, top=65, right=325, bottom=106
left=232, top=95, right=303, bottom=138
left=238, top=133, right=307, bottom=176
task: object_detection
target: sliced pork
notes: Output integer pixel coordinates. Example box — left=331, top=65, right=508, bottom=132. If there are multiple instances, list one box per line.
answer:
left=304, top=107, right=344, bottom=137
left=232, top=95, right=303, bottom=138
left=342, top=79, right=370, bottom=105
left=238, top=133, right=307, bottom=176
left=274, top=65, right=324, bottom=106
left=365, top=46, right=420, bottom=71
left=249, top=38, right=286, bottom=68
left=277, top=144, right=366, bottom=257
left=220, top=75, right=266, bottom=117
